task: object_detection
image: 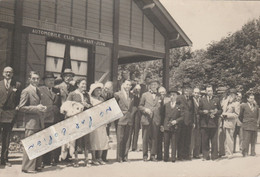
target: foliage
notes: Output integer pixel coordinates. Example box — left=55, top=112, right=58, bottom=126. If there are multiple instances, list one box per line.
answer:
left=118, top=17, right=260, bottom=94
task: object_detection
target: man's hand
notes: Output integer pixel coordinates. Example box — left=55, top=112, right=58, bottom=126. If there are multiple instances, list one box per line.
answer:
left=210, top=113, right=215, bottom=119
left=37, top=104, right=47, bottom=112
left=82, top=102, right=92, bottom=108
left=171, top=120, right=177, bottom=125
left=203, top=110, right=209, bottom=114
left=145, top=108, right=152, bottom=116
left=160, top=126, right=164, bottom=132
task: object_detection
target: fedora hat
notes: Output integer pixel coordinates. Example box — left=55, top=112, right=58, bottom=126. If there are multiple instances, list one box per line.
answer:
left=62, top=68, right=75, bottom=76
left=43, top=72, right=56, bottom=80
left=168, top=87, right=179, bottom=95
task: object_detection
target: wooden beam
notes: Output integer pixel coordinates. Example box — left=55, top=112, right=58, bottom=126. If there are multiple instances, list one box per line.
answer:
left=11, top=0, right=23, bottom=82
left=118, top=45, right=164, bottom=58
left=111, top=0, right=120, bottom=91
left=118, top=55, right=158, bottom=65
left=163, top=39, right=170, bottom=91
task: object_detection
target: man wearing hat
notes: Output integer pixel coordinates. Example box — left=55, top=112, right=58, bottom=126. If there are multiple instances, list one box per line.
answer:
left=220, top=88, right=240, bottom=158
left=39, top=72, right=62, bottom=166
left=139, top=78, right=161, bottom=161
left=162, top=88, right=183, bottom=162
left=55, top=68, right=76, bottom=104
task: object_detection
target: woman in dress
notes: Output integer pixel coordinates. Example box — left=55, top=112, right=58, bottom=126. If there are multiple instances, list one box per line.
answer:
left=88, top=82, right=109, bottom=165
left=66, top=78, right=92, bottom=167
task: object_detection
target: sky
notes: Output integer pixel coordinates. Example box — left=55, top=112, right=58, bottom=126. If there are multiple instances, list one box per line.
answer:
left=160, top=0, right=260, bottom=50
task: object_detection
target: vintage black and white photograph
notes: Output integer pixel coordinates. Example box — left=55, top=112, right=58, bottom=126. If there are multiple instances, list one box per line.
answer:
left=0, top=0, right=260, bottom=176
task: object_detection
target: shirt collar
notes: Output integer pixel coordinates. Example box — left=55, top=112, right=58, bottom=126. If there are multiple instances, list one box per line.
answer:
left=29, top=84, right=37, bottom=92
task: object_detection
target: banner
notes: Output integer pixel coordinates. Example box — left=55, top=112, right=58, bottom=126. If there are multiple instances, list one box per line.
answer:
left=21, top=98, right=123, bottom=160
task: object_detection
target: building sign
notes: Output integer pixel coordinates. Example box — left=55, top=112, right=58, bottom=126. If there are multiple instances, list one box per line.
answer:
left=21, top=98, right=123, bottom=160
left=31, top=28, right=107, bottom=47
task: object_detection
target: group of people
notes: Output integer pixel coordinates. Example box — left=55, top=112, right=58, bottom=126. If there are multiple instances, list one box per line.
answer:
left=0, top=66, right=259, bottom=174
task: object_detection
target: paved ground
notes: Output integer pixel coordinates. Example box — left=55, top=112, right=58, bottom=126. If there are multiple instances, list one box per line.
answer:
left=1, top=133, right=260, bottom=177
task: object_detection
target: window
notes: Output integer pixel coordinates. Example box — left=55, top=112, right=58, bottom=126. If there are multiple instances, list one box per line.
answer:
left=45, top=41, right=88, bottom=79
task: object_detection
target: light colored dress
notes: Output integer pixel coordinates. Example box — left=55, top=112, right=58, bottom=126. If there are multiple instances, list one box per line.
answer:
left=87, top=96, right=109, bottom=150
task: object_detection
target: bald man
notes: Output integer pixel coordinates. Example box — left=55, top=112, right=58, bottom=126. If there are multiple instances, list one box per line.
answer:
left=0, top=67, right=21, bottom=166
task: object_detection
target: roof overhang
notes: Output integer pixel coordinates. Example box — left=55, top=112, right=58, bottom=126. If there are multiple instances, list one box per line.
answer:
left=134, top=0, right=192, bottom=49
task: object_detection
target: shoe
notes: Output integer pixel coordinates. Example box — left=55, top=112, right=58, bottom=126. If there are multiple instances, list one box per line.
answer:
left=123, top=158, right=130, bottom=162
left=250, top=153, right=256, bottom=156
left=193, top=156, right=200, bottom=159
left=22, top=170, right=37, bottom=173
left=97, top=159, right=106, bottom=165
left=172, top=160, right=176, bottom=163
left=73, top=163, right=79, bottom=168
left=143, top=157, right=148, bottom=162
left=150, top=156, right=157, bottom=162
left=36, top=168, right=42, bottom=172
left=92, top=160, right=100, bottom=165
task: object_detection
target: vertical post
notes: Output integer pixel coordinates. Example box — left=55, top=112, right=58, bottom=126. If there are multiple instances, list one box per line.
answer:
left=12, top=0, right=23, bottom=82
left=111, top=0, right=120, bottom=91
left=163, top=39, right=170, bottom=90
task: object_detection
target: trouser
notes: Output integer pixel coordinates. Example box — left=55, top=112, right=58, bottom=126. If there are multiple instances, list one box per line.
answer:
left=224, top=128, right=234, bottom=156
left=157, top=130, right=163, bottom=160
left=142, top=122, right=159, bottom=158
left=131, top=109, right=141, bottom=151
left=116, top=124, right=132, bottom=161
left=43, top=123, right=60, bottom=164
left=22, top=129, right=42, bottom=171
left=218, top=126, right=225, bottom=156
left=164, top=130, right=179, bottom=161
left=242, top=130, right=257, bottom=155
left=178, top=124, right=192, bottom=159
left=0, top=123, right=12, bottom=164
left=233, top=125, right=243, bottom=152
left=190, top=127, right=201, bottom=157
left=201, top=127, right=218, bottom=160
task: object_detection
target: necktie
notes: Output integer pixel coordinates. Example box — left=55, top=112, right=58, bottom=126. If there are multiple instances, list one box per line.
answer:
left=6, top=80, right=9, bottom=89
left=36, top=88, right=41, bottom=100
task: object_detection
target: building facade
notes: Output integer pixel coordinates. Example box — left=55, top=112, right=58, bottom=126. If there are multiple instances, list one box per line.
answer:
left=0, top=0, right=191, bottom=128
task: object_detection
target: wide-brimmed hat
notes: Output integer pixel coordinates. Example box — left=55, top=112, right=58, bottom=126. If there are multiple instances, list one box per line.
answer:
left=89, top=82, right=104, bottom=95
left=62, top=68, right=75, bottom=76
left=42, top=72, right=57, bottom=80
left=168, top=87, right=179, bottom=95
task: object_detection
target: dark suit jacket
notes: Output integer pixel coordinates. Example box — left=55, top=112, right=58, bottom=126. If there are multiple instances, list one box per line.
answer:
left=67, top=90, right=91, bottom=109
left=0, top=79, right=21, bottom=123
left=138, top=91, right=161, bottom=126
left=199, top=96, right=222, bottom=128
left=18, top=85, right=44, bottom=130
left=39, top=86, right=61, bottom=124
left=177, top=95, right=194, bottom=126
left=164, top=102, right=183, bottom=131
left=114, top=91, right=134, bottom=126
left=239, top=103, right=259, bottom=131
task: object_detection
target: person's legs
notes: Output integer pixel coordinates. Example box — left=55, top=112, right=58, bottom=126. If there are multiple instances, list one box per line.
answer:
left=242, top=130, right=250, bottom=156
left=193, top=127, right=201, bottom=158
left=210, top=128, right=218, bottom=160
left=218, top=126, right=226, bottom=157
left=250, top=131, right=257, bottom=156
left=163, top=131, right=170, bottom=161
left=225, top=128, right=234, bottom=157
left=200, top=128, right=210, bottom=160
left=1, top=123, right=12, bottom=165
left=150, top=121, right=159, bottom=160
left=142, top=125, right=149, bottom=160
left=116, top=125, right=125, bottom=162
left=233, top=125, right=239, bottom=153
left=124, top=124, right=132, bottom=161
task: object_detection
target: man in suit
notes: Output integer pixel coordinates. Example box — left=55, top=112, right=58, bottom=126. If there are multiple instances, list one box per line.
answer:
left=190, top=87, right=201, bottom=159
left=157, top=86, right=167, bottom=161
left=0, top=66, right=21, bottom=166
left=199, top=85, right=222, bottom=160
left=114, top=80, right=134, bottom=162
left=39, top=72, right=61, bottom=166
left=130, top=84, right=142, bottom=152
left=101, top=81, right=114, bottom=162
left=19, top=71, right=47, bottom=173
left=139, top=78, right=161, bottom=161
left=233, top=92, right=243, bottom=153
left=239, top=94, right=259, bottom=156
left=163, top=88, right=183, bottom=162
left=177, top=86, right=194, bottom=160
left=55, top=68, right=76, bottom=104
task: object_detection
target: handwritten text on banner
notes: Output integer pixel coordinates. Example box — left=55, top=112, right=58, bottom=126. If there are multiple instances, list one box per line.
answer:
left=21, top=98, right=123, bottom=160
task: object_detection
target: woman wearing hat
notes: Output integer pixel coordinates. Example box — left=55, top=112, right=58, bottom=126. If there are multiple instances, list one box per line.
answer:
left=66, top=78, right=92, bottom=167
left=88, top=82, right=109, bottom=165
left=220, top=88, right=240, bottom=158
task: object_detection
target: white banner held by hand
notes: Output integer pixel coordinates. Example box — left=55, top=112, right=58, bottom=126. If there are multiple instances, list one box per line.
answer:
left=21, top=98, right=123, bottom=160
